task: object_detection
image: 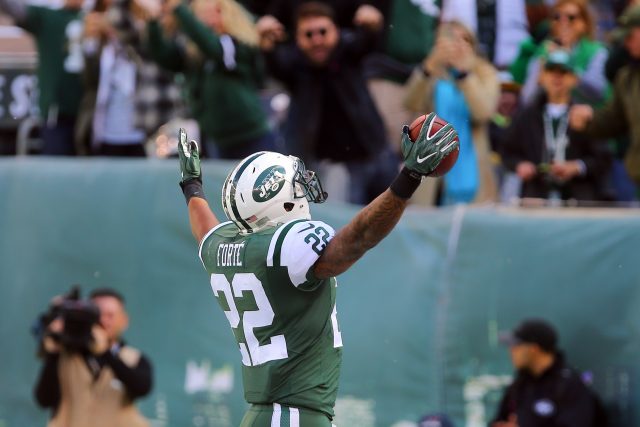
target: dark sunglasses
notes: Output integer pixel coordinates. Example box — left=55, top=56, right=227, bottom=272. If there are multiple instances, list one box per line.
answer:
left=552, top=12, right=581, bottom=23
left=304, top=27, right=328, bottom=39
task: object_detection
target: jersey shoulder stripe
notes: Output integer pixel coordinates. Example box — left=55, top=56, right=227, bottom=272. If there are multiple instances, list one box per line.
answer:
left=267, top=219, right=336, bottom=289
left=266, top=219, right=308, bottom=267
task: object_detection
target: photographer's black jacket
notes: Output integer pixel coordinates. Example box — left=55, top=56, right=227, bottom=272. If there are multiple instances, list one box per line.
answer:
left=490, top=354, right=599, bottom=427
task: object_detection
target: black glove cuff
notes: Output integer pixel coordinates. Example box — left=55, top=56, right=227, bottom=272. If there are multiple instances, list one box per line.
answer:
left=179, top=178, right=206, bottom=205
left=389, top=167, right=422, bottom=199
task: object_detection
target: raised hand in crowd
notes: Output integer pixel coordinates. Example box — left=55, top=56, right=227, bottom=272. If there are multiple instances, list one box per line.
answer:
left=353, top=4, right=383, bottom=32
left=422, top=34, right=455, bottom=76
left=422, top=25, right=475, bottom=76
left=568, top=104, right=594, bottom=131
left=84, top=11, right=112, bottom=39
left=131, top=0, right=163, bottom=20
left=447, top=30, right=476, bottom=73
left=256, top=14, right=286, bottom=51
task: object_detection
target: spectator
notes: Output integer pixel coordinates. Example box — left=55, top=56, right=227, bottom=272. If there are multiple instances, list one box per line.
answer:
left=364, top=0, right=440, bottom=156
left=513, top=0, right=609, bottom=107
left=605, top=1, right=640, bottom=84
left=440, top=0, right=529, bottom=70
left=34, top=288, right=152, bottom=427
left=259, top=1, right=398, bottom=204
left=86, top=0, right=184, bottom=153
left=490, top=71, right=521, bottom=157
left=0, top=0, right=86, bottom=155
left=80, top=5, right=148, bottom=156
left=404, top=20, right=499, bottom=205
left=146, top=0, right=276, bottom=159
left=491, top=318, right=599, bottom=427
left=502, top=50, right=611, bottom=203
left=569, top=5, right=640, bottom=199
left=490, top=72, right=522, bottom=202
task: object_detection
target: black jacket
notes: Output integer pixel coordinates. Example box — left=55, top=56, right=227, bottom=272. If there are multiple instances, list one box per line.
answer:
left=502, top=95, right=612, bottom=201
left=265, top=28, right=387, bottom=162
left=491, top=354, right=597, bottom=427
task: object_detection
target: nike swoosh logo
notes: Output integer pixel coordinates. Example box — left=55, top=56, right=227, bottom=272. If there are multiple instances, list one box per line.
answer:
left=416, top=152, right=437, bottom=163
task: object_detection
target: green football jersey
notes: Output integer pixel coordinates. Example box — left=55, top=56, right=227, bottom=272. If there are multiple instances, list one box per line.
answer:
left=198, top=218, right=343, bottom=419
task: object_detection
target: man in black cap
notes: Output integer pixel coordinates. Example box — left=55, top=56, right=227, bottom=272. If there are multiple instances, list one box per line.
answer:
left=490, top=318, right=599, bottom=427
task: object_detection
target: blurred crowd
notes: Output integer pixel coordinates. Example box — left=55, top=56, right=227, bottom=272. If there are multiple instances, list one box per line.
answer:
left=1, top=0, right=639, bottom=206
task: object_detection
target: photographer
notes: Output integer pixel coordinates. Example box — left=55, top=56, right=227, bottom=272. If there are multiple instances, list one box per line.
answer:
left=33, top=288, right=152, bottom=427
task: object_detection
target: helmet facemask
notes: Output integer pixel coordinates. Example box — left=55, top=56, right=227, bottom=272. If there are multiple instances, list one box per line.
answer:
left=291, top=157, right=327, bottom=204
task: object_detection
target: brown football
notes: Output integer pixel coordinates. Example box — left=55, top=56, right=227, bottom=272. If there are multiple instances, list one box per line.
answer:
left=408, top=114, right=460, bottom=177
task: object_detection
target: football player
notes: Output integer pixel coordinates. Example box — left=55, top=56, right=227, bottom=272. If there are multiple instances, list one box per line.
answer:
left=177, top=113, right=459, bottom=427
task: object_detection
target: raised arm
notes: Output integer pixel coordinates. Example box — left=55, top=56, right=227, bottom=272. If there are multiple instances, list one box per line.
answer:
left=313, top=189, right=407, bottom=278
left=314, top=112, right=460, bottom=279
left=177, top=129, right=220, bottom=241
left=145, top=19, right=186, bottom=72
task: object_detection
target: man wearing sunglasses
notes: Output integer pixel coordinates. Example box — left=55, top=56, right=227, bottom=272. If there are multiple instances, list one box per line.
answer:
left=258, top=1, right=398, bottom=205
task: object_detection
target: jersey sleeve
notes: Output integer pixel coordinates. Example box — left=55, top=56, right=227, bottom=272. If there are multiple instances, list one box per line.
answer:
left=267, top=220, right=335, bottom=291
left=198, top=221, right=234, bottom=272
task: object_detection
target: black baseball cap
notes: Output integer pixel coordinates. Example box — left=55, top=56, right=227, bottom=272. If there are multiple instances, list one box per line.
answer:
left=499, top=319, right=558, bottom=353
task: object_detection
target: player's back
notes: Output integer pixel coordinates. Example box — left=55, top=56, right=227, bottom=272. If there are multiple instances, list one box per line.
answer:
left=199, top=219, right=343, bottom=418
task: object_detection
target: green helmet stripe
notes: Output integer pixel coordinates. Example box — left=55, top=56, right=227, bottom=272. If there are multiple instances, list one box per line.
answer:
left=230, top=152, right=266, bottom=232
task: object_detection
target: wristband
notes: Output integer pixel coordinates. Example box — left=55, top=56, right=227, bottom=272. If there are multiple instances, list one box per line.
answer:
left=179, top=178, right=206, bottom=204
left=389, top=167, right=423, bottom=199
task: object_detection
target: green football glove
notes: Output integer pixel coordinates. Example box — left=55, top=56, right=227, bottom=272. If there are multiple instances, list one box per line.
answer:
left=400, top=112, right=459, bottom=176
left=178, top=128, right=206, bottom=204
left=178, top=127, right=202, bottom=183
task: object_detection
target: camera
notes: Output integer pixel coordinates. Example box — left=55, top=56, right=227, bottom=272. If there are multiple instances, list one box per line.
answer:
left=32, top=286, right=100, bottom=353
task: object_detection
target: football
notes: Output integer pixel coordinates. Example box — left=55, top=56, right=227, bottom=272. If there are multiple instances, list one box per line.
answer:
left=408, top=114, right=460, bottom=177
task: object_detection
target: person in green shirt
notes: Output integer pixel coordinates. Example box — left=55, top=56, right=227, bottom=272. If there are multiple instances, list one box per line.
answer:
left=511, top=0, right=609, bottom=107
left=175, top=113, right=459, bottom=426
left=0, top=0, right=85, bottom=155
left=143, top=0, right=275, bottom=159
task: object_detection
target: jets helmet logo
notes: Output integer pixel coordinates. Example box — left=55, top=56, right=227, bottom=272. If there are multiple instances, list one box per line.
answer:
left=253, top=166, right=287, bottom=202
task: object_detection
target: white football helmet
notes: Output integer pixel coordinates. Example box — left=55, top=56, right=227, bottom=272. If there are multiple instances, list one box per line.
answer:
left=221, top=151, right=327, bottom=234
